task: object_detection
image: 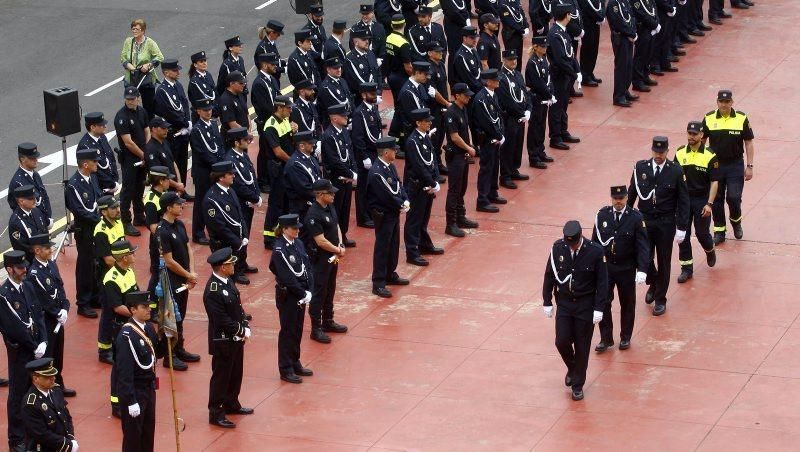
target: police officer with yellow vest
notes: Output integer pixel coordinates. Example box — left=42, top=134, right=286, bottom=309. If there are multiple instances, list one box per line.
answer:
left=384, top=14, right=414, bottom=101
left=675, top=121, right=719, bottom=283
left=143, top=166, right=171, bottom=310
left=262, top=96, right=297, bottom=250
left=95, top=195, right=126, bottom=365
left=701, top=90, right=755, bottom=244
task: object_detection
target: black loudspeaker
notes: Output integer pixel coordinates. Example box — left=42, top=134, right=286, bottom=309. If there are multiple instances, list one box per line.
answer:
left=294, top=0, right=320, bottom=15
left=43, top=87, right=81, bottom=137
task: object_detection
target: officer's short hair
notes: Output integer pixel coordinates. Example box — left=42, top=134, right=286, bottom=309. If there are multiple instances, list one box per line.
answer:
left=210, top=171, right=227, bottom=183
left=553, top=10, right=570, bottom=21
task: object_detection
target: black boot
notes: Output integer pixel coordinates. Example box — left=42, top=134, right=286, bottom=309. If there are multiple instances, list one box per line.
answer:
left=322, top=319, right=348, bottom=333
left=98, top=349, right=114, bottom=365
left=732, top=221, right=743, bottom=239
left=677, top=268, right=693, bottom=283
left=706, top=249, right=717, bottom=267
left=176, top=346, right=201, bottom=363
left=311, top=328, right=332, bottom=343
left=456, top=205, right=479, bottom=229
left=713, top=231, right=726, bottom=245
left=445, top=207, right=466, bottom=237
left=164, top=354, right=189, bottom=371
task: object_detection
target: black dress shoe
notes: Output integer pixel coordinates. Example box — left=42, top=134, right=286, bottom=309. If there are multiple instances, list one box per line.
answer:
left=731, top=2, right=749, bottom=8
left=714, top=231, right=726, bottom=245
left=530, top=161, right=548, bottom=169
left=358, top=220, right=375, bottom=228
left=234, top=274, right=251, bottom=285
left=681, top=36, right=697, bottom=44
left=721, top=11, right=733, bottom=18
left=653, top=304, right=667, bottom=316
left=311, top=328, right=332, bottom=343
left=387, top=276, right=410, bottom=285
left=446, top=224, right=466, bottom=237
left=592, top=76, right=603, bottom=84
left=322, top=319, right=348, bottom=333
left=651, top=68, right=665, bottom=76
left=613, top=99, right=632, bottom=108
left=457, top=217, right=479, bottom=228
left=572, top=388, right=584, bottom=401
left=210, top=418, right=236, bottom=428
left=549, top=141, right=570, bottom=150
left=500, top=180, right=517, bottom=189
left=565, top=373, right=572, bottom=387
left=281, top=373, right=303, bottom=384
left=595, top=341, right=614, bottom=353
left=372, top=287, right=392, bottom=298
left=625, top=92, right=640, bottom=101
left=541, top=154, right=555, bottom=163
left=645, top=287, right=655, bottom=304
left=193, top=237, right=210, bottom=245
left=244, top=265, right=259, bottom=274
left=477, top=204, right=500, bottom=213
left=420, top=246, right=445, bottom=255
left=176, top=348, right=201, bottom=363
left=689, top=29, right=705, bottom=37
left=123, top=222, right=141, bottom=237
left=645, top=78, right=658, bottom=86
left=632, top=84, right=651, bottom=93
left=226, top=407, right=255, bottom=415
left=670, top=53, right=683, bottom=60
left=78, top=306, right=98, bottom=319
left=344, top=238, right=357, bottom=248
left=510, top=173, right=530, bottom=181
left=61, top=387, right=77, bottom=397
left=570, top=90, right=584, bottom=98
left=164, top=355, right=189, bottom=371
left=677, top=268, right=693, bottom=284
left=699, top=23, right=713, bottom=31
left=709, top=17, right=723, bottom=25
left=583, top=79, right=599, bottom=87
left=294, top=366, right=314, bottom=377
left=407, top=256, right=429, bottom=266
left=707, top=249, right=717, bottom=267
left=732, top=222, right=743, bottom=239
left=663, top=66, right=679, bottom=73
left=563, top=134, right=581, bottom=143
left=742, top=0, right=754, bottom=6
left=619, top=340, right=631, bottom=350
left=10, top=442, right=25, bottom=452
left=99, top=350, right=114, bottom=365
left=0, top=378, right=8, bottom=387
left=489, top=196, right=507, bottom=205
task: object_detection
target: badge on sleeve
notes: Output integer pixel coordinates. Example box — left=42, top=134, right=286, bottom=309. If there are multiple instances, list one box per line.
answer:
left=289, top=255, right=296, bottom=263
left=208, top=209, right=216, bottom=217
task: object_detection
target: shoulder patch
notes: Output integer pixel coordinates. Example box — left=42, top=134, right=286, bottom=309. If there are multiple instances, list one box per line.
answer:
left=210, top=281, right=218, bottom=292
left=26, top=393, right=36, bottom=405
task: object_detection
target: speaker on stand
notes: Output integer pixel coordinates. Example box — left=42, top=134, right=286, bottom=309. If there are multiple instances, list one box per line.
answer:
left=293, top=0, right=321, bottom=15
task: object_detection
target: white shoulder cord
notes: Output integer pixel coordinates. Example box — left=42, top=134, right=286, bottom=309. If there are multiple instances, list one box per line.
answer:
left=197, top=124, right=219, bottom=154
left=378, top=173, right=401, bottom=194
left=619, top=0, right=632, bottom=22
left=639, top=0, right=656, bottom=17
left=479, top=100, right=501, bottom=124
left=68, top=184, right=98, bottom=213
left=233, top=155, right=255, bottom=185
left=390, top=0, right=402, bottom=12
left=125, top=333, right=154, bottom=370
left=633, top=166, right=655, bottom=201
left=361, top=110, right=380, bottom=143
left=0, top=293, right=33, bottom=328
left=451, top=0, right=466, bottom=10
left=296, top=159, right=319, bottom=182
left=16, top=214, right=32, bottom=238
left=292, top=57, right=312, bottom=82
left=279, top=249, right=307, bottom=277
left=413, top=137, right=434, bottom=166
left=586, top=0, right=603, bottom=12
left=348, top=58, right=370, bottom=84
left=330, top=134, right=350, bottom=162
left=33, top=273, right=59, bottom=300
left=459, top=53, right=480, bottom=80
left=191, top=80, right=215, bottom=101
left=209, top=198, right=243, bottom=236
left=558, top=33, right=573, bottom=58
left=548, top=248, right=573, bottom=285
left=593, top=211, right=615, bottom=246
left=157, top=84, right=184, bottom=112
left=542, top=0, right=552, bottom=14
left=325, top=84, right=347, bottom=104
left=298, top=107, right=314, bottom=131
left=503, top=73, right=525, bottom=103
left=505, top=3, right=524, bottom=22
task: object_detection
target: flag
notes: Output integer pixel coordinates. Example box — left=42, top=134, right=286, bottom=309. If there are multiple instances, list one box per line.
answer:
left=157, top=258, right=181, bottom=338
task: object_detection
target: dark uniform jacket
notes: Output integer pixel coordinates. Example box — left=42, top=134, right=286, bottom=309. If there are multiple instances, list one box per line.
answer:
left=470, top=89, right=505, bottom=145
left=577, top=0, right=606, bottom=24
left=322, top=35, right=347, bottom=65
left=0, top=279, right=47, bottom=353
left=632, top=0, right=659, bottom=32
left=190, top=118, right=225, bottom=174
left=254, top=38, right=279, bottom=69
left=592, top=206, right=649, bottom=270
left=477, top=32, right=501, bottom=70
left=188, top=70, right=217, bottom=110
left=144, top=138, right=175, bottom=173
left=7, top=167, right=52, bottom=219
left=524, top=54, right=554, bottom=103
left=476, top=0, right=502, bottom=15
left=203, top=272, right=248, bottom=355
left=627, top=159, right=690, bottom=229
left=500, top=0, right=530, bottom=37
left=608, top=0, right=638, bottom=38
left=497, top=66, right=531, bottom=121
left=291, top=98, right=322, bottom=137
left=321, top=125, right=357, bottom=183
left=542, top=238, right=609, bottom=320
left=351, top=102, right=383, bottom=165
left=217, top=55, right=248, bottom=96
left=343, top=48, right=383, bottom=98
left=203, top=184, right=246, bottom=248
left=306, top=19, right=327, bottom=69
left=530, top=0, right=553, bottom=34
left=284, top=151, right=322, bottom=213
left=317, top=76, right=353, bottom=119
left=27, top=258, right=71, bottom=325
left=407, top=23, right=447, bottom=61
left=64, top=171, right=102, bottom=228
left=22, top=386, right=75, bottom=452
left=396, top=79, right=433, bottom=133
left=154, top=79, right=191, bottom=130
left=404, top=130, right=439, bottom=188
left=547, top=22, right=580, bottom=79
left=114, top=321, right=162, bottom=407
left=453, top=45, right=483, bottom=93
left=77, top=133, right=119, bottom=191
left=349, top=20, right=388, bottom=59
left=251, top=70, right=280, bottom=123
left=287, top=47, right=322, bottom=87
left=8, top=207, right=49, bottom=262
left=224, top=148, right=261, bottom=206
left=366, top=158, right=408, bottom=215
left=269, top=236, right=314, bottom=299
left=218, top=90, right=250, bottom=139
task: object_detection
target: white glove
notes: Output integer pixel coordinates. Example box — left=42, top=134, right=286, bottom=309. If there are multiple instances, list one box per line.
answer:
left=679, top=0, right=687, bottom=4
left=314, top=141, right=322, bottom=160
left=523, top=110, right=531, bottom=121
left=523, top=28, right=530, bottom=37
left=244, top=327, right=251, bottom=339
left=187, top=121, right=193, bottom=132
left=667, top=7, right=676, bottom=17
left=401, top=200, right=411, bottom=213
left=362, top=157, right=372, bottom=169
left=541, top=100, right=550, bottom=106
left=427, top=86, right=436, bottom=97
left=351, top=171, right=358, bottom=185
left=239, top=238, right=249, bottom=249
left=633, top=33, right=638, bottom=42
left=578, top=30, right=585, bottom=40
left=71, top=440, right=79, bottom=451
left=498, top=136, right=506, bottom=146
left=301, top=290, right=312, bottom=305
left=597, top=19, right=605, bottom=25
left=432, top=182, right=441, bottom=193
left=592, top=310, right=603, bottom=324
left=175, top=128, right=190, bottom=137
left=635, top=271, right=647, bottom=285
left=128, top=403, right=141, bottom=418
left=34, top=342, right=47, bottom=359
left=256, top=196, right=263, bottom=207
left=377, top=95, right=383, bottom=103
left=576, top=73, right=583, bottom=84
left=536, top=27, right=545, bottom=34
left=675, top=229, right=686, bottom=244
left=48, top=218, right=54, bottom=229
left=429, top=128, right=437, bottom=137
left=57, top=309, right=68, bottom=325
left=651, top=24, right=662, bottom=36
left=376, top=58, right=383, bottom=67
left=543, top=306, right=554, bottom=318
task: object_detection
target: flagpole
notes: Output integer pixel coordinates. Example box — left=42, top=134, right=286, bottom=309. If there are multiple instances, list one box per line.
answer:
left=160, top=263, right=183, bottom=452
left=166, top=336, right=181, bottom=452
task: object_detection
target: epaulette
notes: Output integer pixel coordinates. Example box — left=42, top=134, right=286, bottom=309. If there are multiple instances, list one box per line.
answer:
left=705, top=110, right=716, bottom=116
left=26, top=393, right=36, bottom=405
left=210, top=281, right=218, bottom=292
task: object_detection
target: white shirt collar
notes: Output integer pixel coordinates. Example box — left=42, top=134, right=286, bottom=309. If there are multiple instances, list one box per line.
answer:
left=651, top=159, right=666, bottom=172
left=36, top=258, right=49, bottom=267
left=79, top=172, right=91, bottom=183
left=133, top=318, right=147, bottom=330
left=212, top=271, right=228, bottom=284
left=8, top=278, right=23, bottom=291
left=409, top=78, right=420, bottom=88
left=378, top=157, right=391, bottom=166
left=486, top=88, right=495, bottom=97
left=20, top=166, right=34, bottom=177
left=165, top=78, right=176, bottom=87
left=196, top=70, right=207, bottom=77
left=216, top=182, right=229, bottom=193
left=283, top=234, right=295, bottom=245
left=260, top=69, right=271, bottom=78
left=556, top=22, right=567, bottom=32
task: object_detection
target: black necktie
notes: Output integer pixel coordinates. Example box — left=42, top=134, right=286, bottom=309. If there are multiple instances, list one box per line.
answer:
left=654, top=165, right=661, bottom=178
left=615, top=212, right=621, bottom=223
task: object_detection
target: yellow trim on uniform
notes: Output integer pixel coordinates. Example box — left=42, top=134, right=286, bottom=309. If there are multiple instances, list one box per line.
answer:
left=675, top=145, right=716, bottom=169
left=680, top=259, right=693, bottom=266
left=98, top=341, right=112, bottom=350
left=714, top=226, right=727, bottom=232
left=703, top=110, right=748, bottom=132
left=730, top=216, right=742, bottom=223
left=263, top=230, right=275, bottom=237
left=103, top=265, right=138, bottom=293
left=110, top=395, right=119, bottom=403
left=94, top=218, right=126, bottom=247
left=263, top=116, right=292, bottom=135
left=386, top=32, right=410, bottom=50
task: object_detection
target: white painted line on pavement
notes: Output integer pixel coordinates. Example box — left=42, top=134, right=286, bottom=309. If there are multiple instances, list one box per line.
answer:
left=255, top=0, right=278, bottom=10
left=85, top=76, right=124, bottom=97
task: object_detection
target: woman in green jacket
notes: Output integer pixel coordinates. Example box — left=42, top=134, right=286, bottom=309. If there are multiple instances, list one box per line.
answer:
left=120, top=19, right=164, bottom=115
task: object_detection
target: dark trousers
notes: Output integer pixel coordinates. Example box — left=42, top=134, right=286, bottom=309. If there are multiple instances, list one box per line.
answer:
left=502, top=30, right=524, bottom=69
left=191, top=171, right=211, bottom=240
left=527, top=103, right=548, bottom=163
left=333, top=181, right=353, bottom=239
left=712, top=159, right=745, bottom=234
left=499, top=118, right=524, bottom=181
left=676, top=0, right=691, bottom=36
left=652, top=11, right=674, bottom=69
left=548, top=74, right=571, bottom=142
left=264, top=161, right=286, bottom=242
left=356, top=166, right=372, bottom=225
left=404, top=186, right=434, bottom=258
left=432, top=112, right=446, bottom=170
left=644, top=217, right=676, bottom=306
left=371, top=211, right=400, bottom=289
left=255, top=119, right=269, bottom=188
left=208, top=343, right=244, bottom=421
left=140, top=84, right=157, bottom=119
left=599, top=266, right=637, bottom=343
left=74, top=224, right=98, bottom=309
left=236, top=205, right=254, bottom=275
left=98, top=285, right=117, bottom=348
left=388, top=72, right=407, bottom=104
left=276, top=293, right=305, bottom=374
left=5, top=345, right=32, bottom=444
left=444, top=19, right=463, bottom=76
left=121, top=385, right=155, bottom=452
left=693, top=0, right=706, bottom=27
left=120, top=162, right=145, bottom=224
left=632, top=29, right=654, bottom=87
left=445, top=151, right=469, bottom=217
left=611, top=33, right=634, bottom=102
left=554, top=311, right=594, bottom=390
left=44, top=317, right=66, bottom=386
left=310, top=258, right=337, bottom=325
left=476, top=142, right=500, bottom=206
left=709, top=0, right=724, bottom=19
left=167, top=134, right=190, bottom=187
left=679, top=196, right=715, bottom=270
left=174, top=288, right=189, bottom=350
left=580, top=21, right=601, bottom=79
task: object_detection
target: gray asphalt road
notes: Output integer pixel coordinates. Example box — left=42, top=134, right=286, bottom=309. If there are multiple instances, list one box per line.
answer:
left=0, top=0, right=366, bottom=248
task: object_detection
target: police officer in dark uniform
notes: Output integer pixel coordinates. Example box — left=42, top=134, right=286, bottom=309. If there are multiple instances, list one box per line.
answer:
left=203, top=161, right=250, bottom=285
left=188, top=51, right=218, bottom=121
left=444, top=83, right=479, bottom=237
left=26, top=234, right=76, bottom=396
left=225, top=128, right=262, bottom=280
left=427, top=42, right=451, bottom=179
left=8, top=185, right=49, bottom=264
left=262, top=96, right=297, bottom=249
left=565, top=1, right=585, bottom=81
left=367, top=137, right=410, bottom=298
left=317, top=57, right=353, bottom=128
left=453, top=26, right=483, bottom=93
left=304, top=179, right=349, bottom=344
left=376, top=0, right=404, bottom=32
left=702, top=90, right=755, bottom=244
left=530, top=0, right=554, bottom=35
left=287, top=29, right=322, bottom=89
left=407, top=6, right=447, bottom=62
left=497, top=50, right=532, bottom=188
left=254, top=21, right=285, bottom=79
left=145, top=116, right=185, bottom=194
left=627, top=136, right=690, bottom=316
left=351, top=83, right=382, bottom=228
left=631, top=0, right=660, bottom=92
left=675, top=121, right=719, bottom=282
left=322, top=20, right=348, bottom=67
left=592, top=186, right=649, bottom=352
left=477, top=0, right=501, bottom=16
left=548, top=3, right=582, bottom=150
left=269, top=214, right=315, bottom=383
left=1, top=249, right=48, bottom=452
left=143, top=166, right=171, bottom=302
left=384, top=15, right=414, bottom=101
left=291, top=79, right=322, bottom=137
left=21, top=358, right=77, bottom=452
left=306, top=4, right=327, bottom=73
left=203, top=247, right=253, bottom=428
left=577, top=0, right=605, bottom=86
left=442, top=0, right=472, bottom=72
left=115, top=86, right=149, bottom=236
left=65, top=149, right=102, bottom=318
left=607, top=0, right=638, bottom=107
left=218, top=36, right=249, bottom=95
left=322, top=103, right=358, bottom=247
left=351, top=4, right=388, bottom=67
left=404, top=108, right=444, bottom=266
left=190, top=98, right=224, bottom=244
left=500, top=0, right=530, bottom=68
left=284, top=131, right=322, bottom=220
left=471, top=69, right=506, bottom=213
left=252, top=53, right=281, bottom=133
left=477, top=14, right=502, bottom=70
left=154, top=59, right=192, bottom=188
left=542, top=220, right=608, bottom=401
left=344, top=28, right=383, bottom=106
left=650, top=0, right=677, bottom=75
left=113, top=290, right=162, bottom=452
left=390, top=61, right=433, bottom=152
left=7, top=142, right=52, bottom=222
left=525, top=36, right=556, bottom=168
left=77, top=112, right=120, bottom=195
left=218, top=71, right=250, bottom=144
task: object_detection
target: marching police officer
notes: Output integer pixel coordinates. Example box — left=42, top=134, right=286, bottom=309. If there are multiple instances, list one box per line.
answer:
left=350, top=4, right=388, bottom=66
left=203, top=247, right=253, bottom=428
left=262, top=96, right=297, bottom=249
left=203, top=161, right=250, bottom=285
left=525, top=36, right=556, bottom=168
left=26, top=234, right=76, bottom=396
left=441, top=0, right=472, bottom=71
left=190, top=98, right=225, bottom=244
left=408, top=6, right=447, bottom=62
left=608, top=0, right=638, bottom=107
left=94, top=195, right=126, bottom=364
left=627, top=136, right=690, bottom=316
left=542, top=220, right=608, bottom=401
left=322, top=20, right=348, bottom=66
left=344, top=28, right=383, bottom=106
left=384, top=15, right=414, bottom=100
left=0, top=250, right=48, bottom=452
left=577, top=0, right=605, bottom=86
left=145, top=116, right=185, bottom=194
left=390, top=61, right=433, bottom=152
left=453, top=26, right=483, bottom=93
left=115, top=86, right=149, bottom=237
left=592, top=186, right=649, bottom=352
left=78, top=112, right=120, bottom=195
left=65, top=148, right=102, bottom=318
left=404, top=108, right=444, bottom=266
left=102, top=239, right=141, bottom=385
left=154, top=59, right=192, bottom=187
left=188, top=51, right=218, bottom=120
left=675, top=121, right=719, bottom=283
left=8, top=185, right=49, bottom=264
left=21, top=358, right=77, bottom=452
left=631, top=0, right=660, bottom=93
left=218, top=71, right=250, bottom=143
left=367, top=137, right=410, bottom=298
left=548, top=3, right=582, bottom=150
left=499, top=0, right=530, bottom=69
left=269, top=214, right=315, bottom=383
left=351, top=83, right=383, bottom=228
left=284, top=131, right=322, bottom=220
left=702, top=89, right=755, bottom=244
left=477, top=15, right=502, bottom=70
left=7, top=142, right=52, bottom=221
left=113, top=290, right=162, bottom=452
left=218, top=35, right=249, bottom=95
left=322, top=103, right=358, bottom=247
left=225, top=128, right=262, bottom=278
left=287, top=29, right=322, bottom=88
left=304, top=179, right=349, bottom=343
left=291, top=79, right=322, bottom=137
left=497, top=49, right=532, bottom=188
left=444, top=83, right=479, bottom=237
left=317, top=57, right=353, bottom=128
left=471, top=69, right=506, bottom=213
